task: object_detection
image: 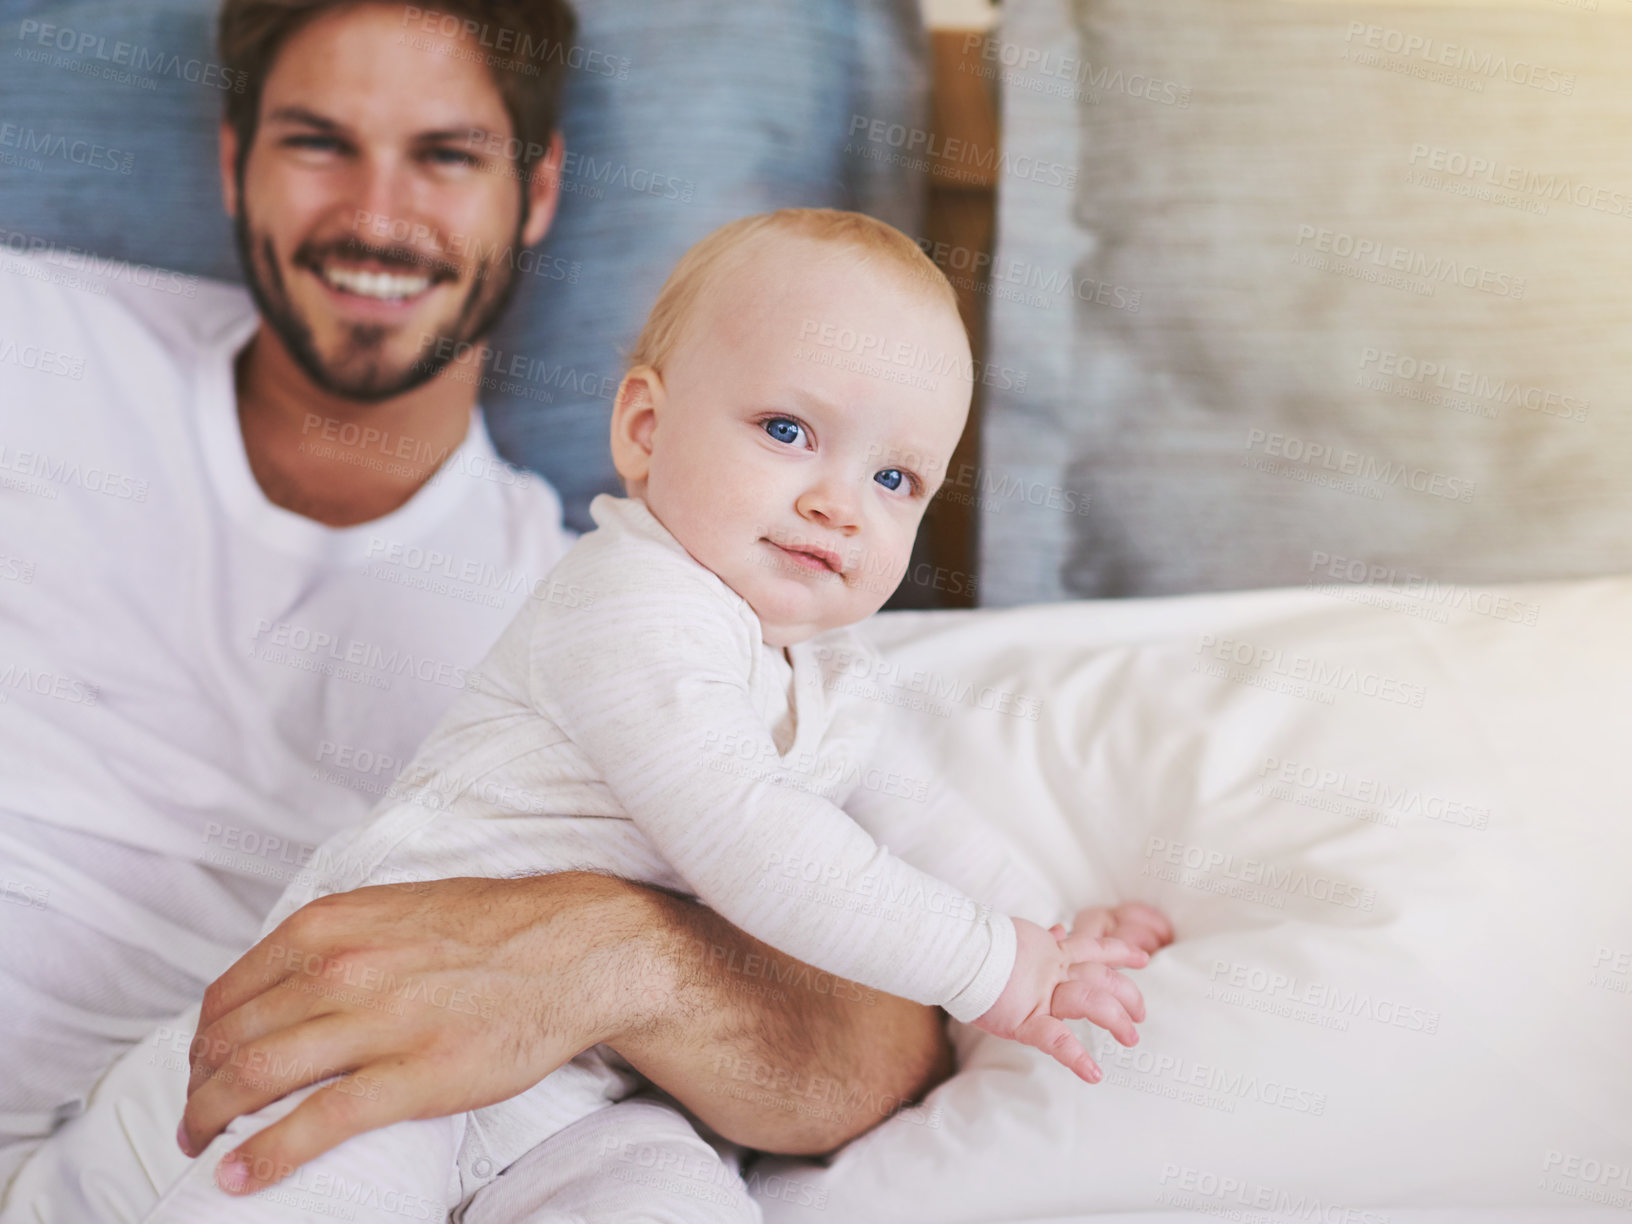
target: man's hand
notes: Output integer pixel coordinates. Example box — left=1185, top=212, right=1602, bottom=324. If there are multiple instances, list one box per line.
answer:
left=177, top=871, right=953, bottom=1196
left=178, top=873, right=673, bottom=1196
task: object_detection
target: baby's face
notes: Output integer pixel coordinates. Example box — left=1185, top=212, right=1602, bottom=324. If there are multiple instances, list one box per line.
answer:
left=628, top=236, right=972, bottom=647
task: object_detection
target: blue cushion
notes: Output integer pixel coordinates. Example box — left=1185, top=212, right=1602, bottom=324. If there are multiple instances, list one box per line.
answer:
left=0, top=0, right=928, bottom=530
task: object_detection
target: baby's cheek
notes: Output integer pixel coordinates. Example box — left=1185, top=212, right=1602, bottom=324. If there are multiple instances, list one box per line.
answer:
left=857, top=554, right=910, bottom=613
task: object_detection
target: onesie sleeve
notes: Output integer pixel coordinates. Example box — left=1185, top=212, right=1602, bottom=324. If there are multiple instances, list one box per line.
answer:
left=526, top=534, right=1015, bottom=1022
left=841, top=729, right=1068, bottom=931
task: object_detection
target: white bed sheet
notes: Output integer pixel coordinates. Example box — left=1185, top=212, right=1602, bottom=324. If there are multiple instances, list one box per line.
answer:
left=1005, top=1215, right=1627, bottom=1224
left=748, top=578, right=1632, bottom=1222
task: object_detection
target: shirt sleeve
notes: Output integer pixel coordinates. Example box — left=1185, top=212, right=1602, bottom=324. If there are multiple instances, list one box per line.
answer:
left=526, top=545, right=1015, bottom=1021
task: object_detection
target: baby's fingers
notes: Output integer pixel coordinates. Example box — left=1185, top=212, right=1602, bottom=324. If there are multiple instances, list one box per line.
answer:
left=1110, top=901, right=1175, bottom=953
left=1068, top=961, right=1147, bottom=1023
left=1059, top=931, right=1149, bottom=970
left=1018, top=1014, right=1102, bottom=1085
left=1054, top=975, right=1143, bottom=1047
left=1065, top=906, right=1115, bottom=940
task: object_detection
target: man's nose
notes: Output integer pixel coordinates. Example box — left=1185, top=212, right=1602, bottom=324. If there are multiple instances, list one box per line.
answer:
left=350, top=156, right=418, bottom=238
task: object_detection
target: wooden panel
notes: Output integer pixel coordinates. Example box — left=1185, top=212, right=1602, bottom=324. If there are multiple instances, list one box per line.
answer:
left=891, top=28, right=999, bottom=610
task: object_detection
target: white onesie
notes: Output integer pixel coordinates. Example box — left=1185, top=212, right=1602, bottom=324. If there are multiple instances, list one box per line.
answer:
left=145, top=493, right=1059, bottom=1224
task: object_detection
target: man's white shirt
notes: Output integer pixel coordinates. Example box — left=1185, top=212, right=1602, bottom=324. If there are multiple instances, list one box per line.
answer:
left=0, top=248, right=573, bottom=1161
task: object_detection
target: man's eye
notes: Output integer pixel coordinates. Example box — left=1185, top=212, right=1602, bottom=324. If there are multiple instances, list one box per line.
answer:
left=285, top=135, right=343, bottom=152
left=762, top=417, right=807, bottom=446
left=425, top=148, right=480, bottom=167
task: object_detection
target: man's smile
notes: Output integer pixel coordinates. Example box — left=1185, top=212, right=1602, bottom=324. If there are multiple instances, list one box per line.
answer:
left=294, top=242, right=462, bottom=316
left=318, top=262, right=434, bottom=301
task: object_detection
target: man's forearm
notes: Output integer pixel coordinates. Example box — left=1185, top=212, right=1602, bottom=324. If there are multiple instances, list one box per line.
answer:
left=600, top=877, right=955, bottom=1156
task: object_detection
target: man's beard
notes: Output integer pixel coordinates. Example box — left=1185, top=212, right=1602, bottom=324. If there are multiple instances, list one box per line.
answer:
left=231, top=196, right=527, bottom=404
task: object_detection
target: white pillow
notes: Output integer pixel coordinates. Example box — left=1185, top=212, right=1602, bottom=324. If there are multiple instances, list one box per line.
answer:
left=753, top=577, right=1632, bottom=1221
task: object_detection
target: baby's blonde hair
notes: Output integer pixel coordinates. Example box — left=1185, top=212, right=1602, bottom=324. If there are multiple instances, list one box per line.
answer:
left=626, top=208, right=961, bottom=374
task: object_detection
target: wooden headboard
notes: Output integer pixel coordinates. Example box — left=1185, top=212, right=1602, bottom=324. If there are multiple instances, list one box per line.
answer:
left=893, top=29, right=999, bottom=610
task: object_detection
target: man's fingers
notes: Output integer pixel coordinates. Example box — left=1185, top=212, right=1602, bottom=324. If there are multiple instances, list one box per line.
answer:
left=182, top=1013, right=370, bottom=1156
left=193, top=950, right=293, bottom=1054
left=194, top=926, right=311, bottom=1037
left=196, top=893, right=366, bottom=1033
left=188, top=980, right=335, bottom=1098
left=1021, top=1016, right=1102, bottom=1084
left=216, top=1062, right=413, bottom=1196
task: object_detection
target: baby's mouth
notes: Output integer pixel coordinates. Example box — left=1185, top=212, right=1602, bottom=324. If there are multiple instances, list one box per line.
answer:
left=767, top=538, right=844, bottom=575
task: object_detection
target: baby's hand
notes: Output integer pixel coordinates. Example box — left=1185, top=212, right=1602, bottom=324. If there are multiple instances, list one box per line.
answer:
left=1049, top=900, right=1174, bottom=959
left=972, top=918, right=1150, bottom=1084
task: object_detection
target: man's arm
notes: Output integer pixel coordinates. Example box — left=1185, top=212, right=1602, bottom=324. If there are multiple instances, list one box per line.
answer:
left=607, top=879, right=954, bottom=1154
left=180, top=871, right=953, bottom=1196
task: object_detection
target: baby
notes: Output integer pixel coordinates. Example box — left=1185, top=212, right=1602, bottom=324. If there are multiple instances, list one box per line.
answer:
left=151, top=209, right=1164, bottom=1223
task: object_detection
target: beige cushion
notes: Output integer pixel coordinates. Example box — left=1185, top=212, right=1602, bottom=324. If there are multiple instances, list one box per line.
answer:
left=980, top=0, right=1632, bottom=600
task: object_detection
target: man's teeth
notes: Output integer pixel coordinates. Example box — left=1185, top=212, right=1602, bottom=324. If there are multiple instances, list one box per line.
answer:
left=321, top=265, right=432, bottom=300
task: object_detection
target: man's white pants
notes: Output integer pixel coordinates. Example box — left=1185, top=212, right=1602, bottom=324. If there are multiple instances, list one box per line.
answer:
left=0, top=813, right=262, bottom=1193
left=2, top=1001, right=761, bottom=1224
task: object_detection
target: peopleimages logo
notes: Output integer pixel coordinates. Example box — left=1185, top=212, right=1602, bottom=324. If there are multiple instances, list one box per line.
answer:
left=0, top=123, right=132, bottom=174
left=964, top=35, right=1192, bottom=108
left=846, top=115, right=1077, bottom=189
left=400, top=6, right=631, bottom=79
left=1244, top=428, right=1477, bottom=504
left=1295, top=225, right=1525, bottom=299
left=1342, top=22, right=1576, bottom=95
left=15, top=19, right=248, bottom=92
left=0, top=227, right=200, bottom=298
left=1408, top=144, right=1630, bottom=218
left=1196, top=632, right=1427, bottom=709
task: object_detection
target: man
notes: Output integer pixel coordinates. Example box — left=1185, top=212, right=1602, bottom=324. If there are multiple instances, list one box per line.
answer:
left=0, top=0, right=1167, bottom=1216
left=2, top=0, right=979, bottom=1192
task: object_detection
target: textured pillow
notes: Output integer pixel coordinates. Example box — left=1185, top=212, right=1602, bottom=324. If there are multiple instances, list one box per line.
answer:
left=0, top=0, right=928, bottom=531
left=978, top=0, right=1632, bottom=601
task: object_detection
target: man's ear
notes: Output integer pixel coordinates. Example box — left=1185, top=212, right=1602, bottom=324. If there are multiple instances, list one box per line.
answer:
left=610, top=365, right=664, bottom=494
left=219, top=121, right=241, bottom=220
left=520, top=130, right=565, bottom=248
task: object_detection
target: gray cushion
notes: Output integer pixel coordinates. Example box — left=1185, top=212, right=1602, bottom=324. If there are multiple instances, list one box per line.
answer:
left=0, top=0, right=928, bottom=531
left=980, top=0, right=1632, bottom=601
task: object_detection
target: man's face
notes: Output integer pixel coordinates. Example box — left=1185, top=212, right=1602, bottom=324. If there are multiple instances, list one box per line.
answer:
left=222, top=3, right=557, bottom=401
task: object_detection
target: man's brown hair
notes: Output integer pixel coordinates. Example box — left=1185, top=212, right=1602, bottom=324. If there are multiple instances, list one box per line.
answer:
left=217, top=0, right=578, bottom=183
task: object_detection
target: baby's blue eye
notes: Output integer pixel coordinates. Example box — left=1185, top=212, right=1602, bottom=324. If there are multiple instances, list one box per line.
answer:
left=763, top=417, right=806, bottom=446
left=874, top=468, right=910, bottom=493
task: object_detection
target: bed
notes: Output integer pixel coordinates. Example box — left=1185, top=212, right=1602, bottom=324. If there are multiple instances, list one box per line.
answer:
left=2, top=0, right=1628, bottom=1218
left=749, top=579, right=1632, bottom=1220
left=8, top=577, right=1629, bottom=1221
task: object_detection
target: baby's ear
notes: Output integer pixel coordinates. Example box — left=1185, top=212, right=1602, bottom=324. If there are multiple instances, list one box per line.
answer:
left=609, top=366, right=664, bottom=489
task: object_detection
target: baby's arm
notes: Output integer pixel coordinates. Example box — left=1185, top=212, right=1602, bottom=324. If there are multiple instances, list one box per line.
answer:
left=842, top=727, right=1151, bottom=1082
left=527, top=562, right=1012, bottom=1022
left=840, top=727, right=1067, bottom=928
